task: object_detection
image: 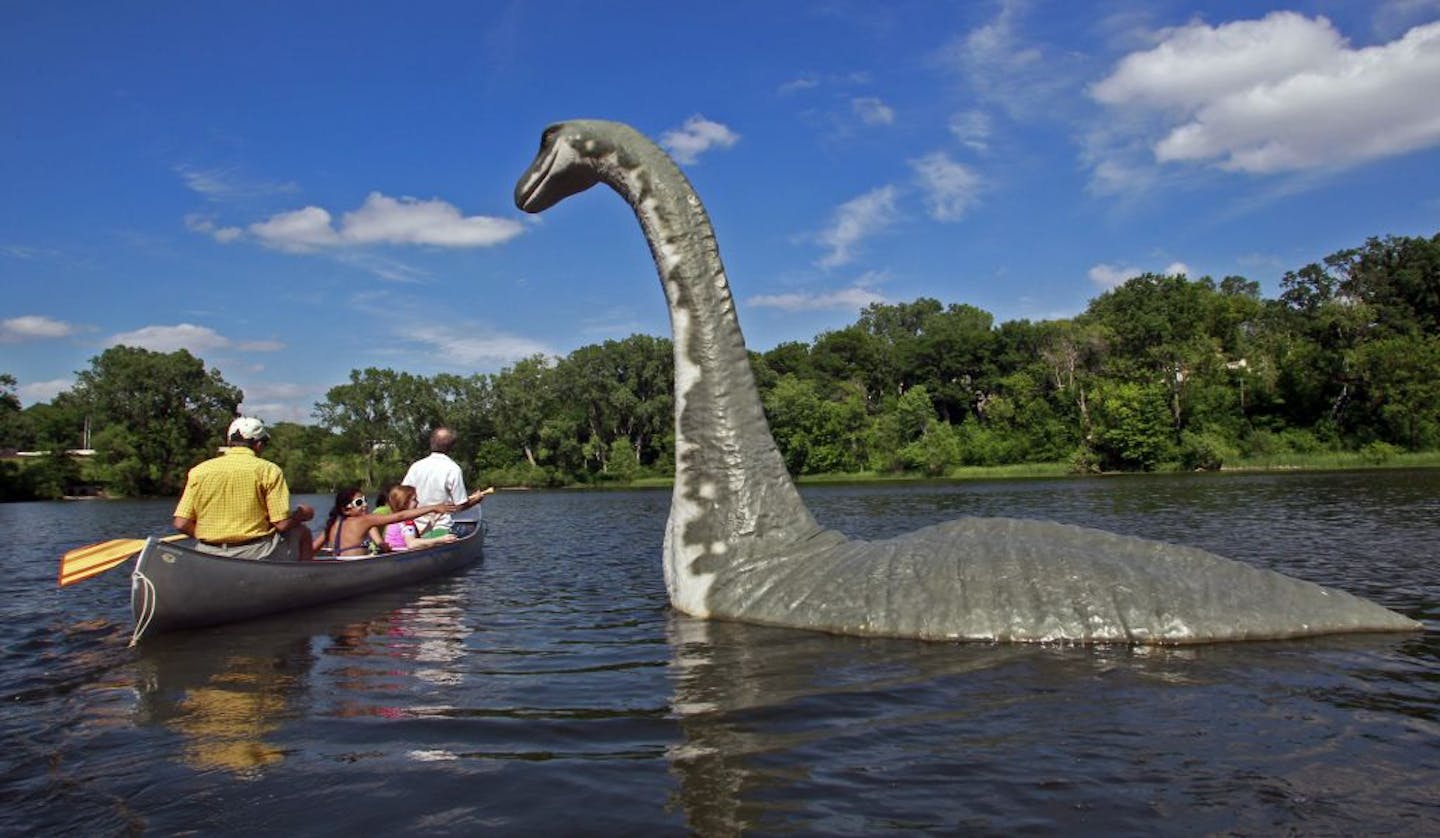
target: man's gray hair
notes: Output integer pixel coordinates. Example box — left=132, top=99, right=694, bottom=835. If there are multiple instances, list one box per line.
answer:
left=429, top=427, right=456, bottom=453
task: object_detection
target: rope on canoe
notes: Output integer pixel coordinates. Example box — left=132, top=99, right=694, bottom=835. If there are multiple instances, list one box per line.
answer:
left=130, top=568, right=157, bottom=647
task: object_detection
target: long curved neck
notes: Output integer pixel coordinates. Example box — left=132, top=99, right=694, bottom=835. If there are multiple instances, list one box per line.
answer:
left=582, top=124, right=820, bottom=550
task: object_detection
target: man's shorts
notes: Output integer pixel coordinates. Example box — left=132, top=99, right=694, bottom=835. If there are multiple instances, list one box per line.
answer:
left=193, top=527, right=307, bottom=561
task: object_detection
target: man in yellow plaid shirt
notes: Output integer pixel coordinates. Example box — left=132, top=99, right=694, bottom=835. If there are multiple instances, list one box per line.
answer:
left=172, top=417, right=316, bottom=561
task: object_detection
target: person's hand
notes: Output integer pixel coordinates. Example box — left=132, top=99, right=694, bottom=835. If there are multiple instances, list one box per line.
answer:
left=293, top=504, right=314, bottom=522
left=468, top=487, right=495, bottom=505
left=439, top=533, right=458, bottom=544
left=437, top=502, right=460, bottom=513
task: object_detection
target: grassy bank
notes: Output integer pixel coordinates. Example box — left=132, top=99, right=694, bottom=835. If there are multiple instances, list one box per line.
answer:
left=615, top=450, right=1440, bottom=490
left=1222, top=449, right=1440, bottom=472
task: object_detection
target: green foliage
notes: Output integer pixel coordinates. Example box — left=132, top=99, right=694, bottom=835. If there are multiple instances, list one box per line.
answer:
left=0, top=373, right=22, bottom=450
left=7, top=231, right=1440, bottom=500
left=1090, top=381, right=1174, bottom=471
left=762, top=375, right=867, bottom=475
left=1358, top=441, right=1403, bottom=465
left=900, top=420, right=961, bottom=476
left=72, top=346, right=242, bottom=496
left=1178, top=429, right=1238, bottom=471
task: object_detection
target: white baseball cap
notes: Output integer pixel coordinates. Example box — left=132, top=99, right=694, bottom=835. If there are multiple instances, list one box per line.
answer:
left=227, top=416, right=270, bottom=441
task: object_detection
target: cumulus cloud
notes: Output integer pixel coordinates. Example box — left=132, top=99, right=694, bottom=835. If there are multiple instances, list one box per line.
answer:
left=660, top=115, right=740, bottom=164
left=748, top=284, right=886, bottom=312
left=0, top=315, right=80, bottom=343
left=246, top=193, right=525, bottom=253
left=910, top=152, right=982, bottom=221
left=852, top=97, right=895, bottom=125
left=1091, top=13, right=1440, bottom=174
left=816, top=186, right=900, bottom=269
left=1088, top=261, right=1191, bottom=289
left=108, top=323, right=284, bottom=354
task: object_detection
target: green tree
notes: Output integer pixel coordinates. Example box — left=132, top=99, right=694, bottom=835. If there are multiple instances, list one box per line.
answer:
left=73, top=346, right=242, bottom=496
left=490, top=355, right=560, bottom=470
left=20, top=392, right=89, bottom=451
left=909, top=303, right=996, bottom=423
left=314, top=368, right=442, bottom=487
left=0, top=373, right=23, bottom=449
left=556, top=335, right=672, bottom=477
left=1090, top=380, right=1174, bottom=471
left=1353, top=335, right=1440, bottom=450
left=264, top=421, right=340, bottom=492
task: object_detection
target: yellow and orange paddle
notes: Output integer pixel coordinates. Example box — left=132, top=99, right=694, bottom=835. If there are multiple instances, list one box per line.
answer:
left=59, top=534, right=187, bottom=587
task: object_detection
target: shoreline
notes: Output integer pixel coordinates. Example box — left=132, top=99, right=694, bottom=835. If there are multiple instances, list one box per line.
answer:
left=598, top=452, right=1440, bottom=491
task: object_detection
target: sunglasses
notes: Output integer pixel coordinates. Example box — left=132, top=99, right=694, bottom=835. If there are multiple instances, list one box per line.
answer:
left=348, top=496, right=368, bottom=509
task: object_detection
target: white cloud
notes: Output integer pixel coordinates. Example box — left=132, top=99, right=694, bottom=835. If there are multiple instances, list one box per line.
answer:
left=852, top=97, right=895, bottom=126
left=237, top=401, right=315, bottom=424
left=108, top=323, right=284, bottom=354
left=778, top=76, right=820, bottom=95
left=933, top=0, right=1077, bottom=118
left=248, top=206, right=343, bottom=252
left=402, top=323, right=555, bottom=369
left=175, top=165, right=299, bottom=201
left=1, top=244, right=60, bottom=261
left=0, top=315, right=80, bottom=343
left=816, top=186, right=899, bottom=269
left=18, top=378, right=72, bottom=405
left=1374, top=0, right=1440, bottom=37
left=748, top=285, right=886, bottom=312
left=910, top=152, right=982, bottom=221
left=339, top=193, right=522, bottom=248
left=1091, top=13, right=1440, bottom=174
left=1088, top=261, right=1190, bottom=289
left=231, top=193, right=524, bottom=254
left=237, top=382, right=322, bottom=424
left=185, top=214, right=244, bottom=243
left=660, top=115, right=740, bottom=165
left=334, top=251, right=431, bottom=283
left=948, top=110, right=992, bottom=152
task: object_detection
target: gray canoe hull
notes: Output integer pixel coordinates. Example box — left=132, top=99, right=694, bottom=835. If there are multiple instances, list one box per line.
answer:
left=130, top=528, right=484, bottom=639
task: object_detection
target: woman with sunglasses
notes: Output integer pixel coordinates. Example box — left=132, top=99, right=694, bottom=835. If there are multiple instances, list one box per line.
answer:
left=314, top=487, right=458, bottom=560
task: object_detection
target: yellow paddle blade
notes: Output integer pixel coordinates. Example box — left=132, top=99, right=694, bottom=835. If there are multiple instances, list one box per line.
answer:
left=58, top=534, right=186, bottom=587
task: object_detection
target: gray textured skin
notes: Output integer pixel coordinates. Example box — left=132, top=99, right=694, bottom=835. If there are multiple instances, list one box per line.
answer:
left=515, top=119, right=1420, bottom=644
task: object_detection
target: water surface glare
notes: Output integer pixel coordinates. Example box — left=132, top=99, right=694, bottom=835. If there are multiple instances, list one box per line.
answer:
left=2, top=471, right=1437, bottom=833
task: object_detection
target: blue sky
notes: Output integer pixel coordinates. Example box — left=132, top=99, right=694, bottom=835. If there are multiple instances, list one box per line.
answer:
left=4, top=1, right=1439, bottom=423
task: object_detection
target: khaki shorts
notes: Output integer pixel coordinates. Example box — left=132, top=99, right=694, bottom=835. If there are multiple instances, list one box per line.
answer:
left=193, top=528, right=306, bottom=561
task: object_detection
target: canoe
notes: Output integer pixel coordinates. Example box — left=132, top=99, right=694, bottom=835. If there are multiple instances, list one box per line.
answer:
left=129, top=526, right=485, bottom=644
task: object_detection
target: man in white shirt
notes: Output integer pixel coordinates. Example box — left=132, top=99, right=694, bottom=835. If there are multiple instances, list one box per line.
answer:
left=403, top=427, right=489, bottom=537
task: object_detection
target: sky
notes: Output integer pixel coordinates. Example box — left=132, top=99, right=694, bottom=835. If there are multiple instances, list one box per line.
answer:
left=3, top=0, right=1440, bottom=423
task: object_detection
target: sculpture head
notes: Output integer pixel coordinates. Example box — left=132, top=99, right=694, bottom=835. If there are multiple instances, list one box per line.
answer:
left=514, top=121, right=610, bottom=213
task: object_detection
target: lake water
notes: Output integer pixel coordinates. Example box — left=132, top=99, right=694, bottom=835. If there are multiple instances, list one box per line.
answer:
left=2, top=472, right=1437, bottom=834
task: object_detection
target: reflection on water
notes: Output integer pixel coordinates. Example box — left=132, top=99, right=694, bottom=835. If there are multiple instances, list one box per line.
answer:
left=134, top=633, right=314, bottom=776
left=662, top=614, right=1433, bottom=834
left=3, top=475, right=1439, bottom=833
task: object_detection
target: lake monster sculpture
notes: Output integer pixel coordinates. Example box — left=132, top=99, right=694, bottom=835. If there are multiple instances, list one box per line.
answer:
left=514, top=119, right=1419, bottom=644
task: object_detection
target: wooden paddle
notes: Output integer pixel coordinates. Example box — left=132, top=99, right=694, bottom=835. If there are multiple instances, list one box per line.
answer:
left=59, top=534, right=187, bottom=587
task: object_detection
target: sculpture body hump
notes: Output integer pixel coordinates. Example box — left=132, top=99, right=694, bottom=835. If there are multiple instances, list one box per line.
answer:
left=515, top=119, right=1419, bottom=644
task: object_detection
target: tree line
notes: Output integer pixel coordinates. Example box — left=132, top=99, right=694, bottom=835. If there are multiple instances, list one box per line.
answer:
left=3, top=232, right=1437, bottom=500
